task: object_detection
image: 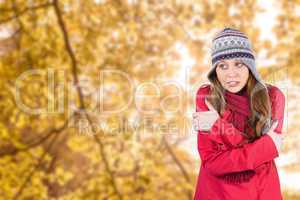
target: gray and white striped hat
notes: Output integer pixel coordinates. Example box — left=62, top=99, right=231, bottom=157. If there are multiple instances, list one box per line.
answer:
left=207, top=27, right=263, bottom=85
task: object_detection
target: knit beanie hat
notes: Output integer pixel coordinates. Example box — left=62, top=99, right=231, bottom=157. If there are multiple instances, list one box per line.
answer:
left=207, top=27, right=264, bottom=86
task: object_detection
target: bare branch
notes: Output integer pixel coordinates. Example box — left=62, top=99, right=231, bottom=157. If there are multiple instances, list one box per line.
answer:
left=12, top=128, right=61, bottom=200
left=162, top=136, right=193, bottom=199
left=0, top=113, right=74, bottom=158
left=52, top=0, right=123, bottom=199
left=0, top=2, right=52, bottom=25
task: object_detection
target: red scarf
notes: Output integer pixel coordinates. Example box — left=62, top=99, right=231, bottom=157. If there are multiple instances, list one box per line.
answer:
left=225, top=88, right=250, bottom=132
left=218, top=88, right=256, bottom=184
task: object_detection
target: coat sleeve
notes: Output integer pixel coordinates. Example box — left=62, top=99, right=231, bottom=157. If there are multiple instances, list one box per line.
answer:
left=270, top=86, right=285, bottom=134
left=195, top=85, right=283, bottom=177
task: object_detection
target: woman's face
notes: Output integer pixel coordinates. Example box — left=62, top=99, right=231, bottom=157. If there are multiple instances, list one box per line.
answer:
left=215, top=59, right=249, bottom=93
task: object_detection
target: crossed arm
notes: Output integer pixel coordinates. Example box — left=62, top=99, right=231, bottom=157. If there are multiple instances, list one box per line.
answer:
left=195, top=86, right=285, bottom=176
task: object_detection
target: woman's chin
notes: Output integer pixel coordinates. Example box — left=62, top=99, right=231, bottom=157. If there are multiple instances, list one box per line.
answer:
left=225, top=86, right=243, bottom=93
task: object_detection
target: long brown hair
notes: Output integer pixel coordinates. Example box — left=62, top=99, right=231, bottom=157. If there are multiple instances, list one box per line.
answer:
left=207, top=71, right=272, bottom=140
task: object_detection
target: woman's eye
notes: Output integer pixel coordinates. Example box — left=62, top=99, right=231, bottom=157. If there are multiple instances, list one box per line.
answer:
left=218, top=64, right=227, bottom=69
left=236, top=63, right=244, bottom=67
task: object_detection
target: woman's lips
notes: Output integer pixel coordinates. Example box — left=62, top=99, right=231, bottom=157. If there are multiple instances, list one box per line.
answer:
left=227, top=81, right=240, bottom=87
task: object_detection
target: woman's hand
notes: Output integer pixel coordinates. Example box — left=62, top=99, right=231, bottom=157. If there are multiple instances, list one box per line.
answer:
left=192, top=98, right=219, bottom=131
left=266, top=120, right=284, bottom=153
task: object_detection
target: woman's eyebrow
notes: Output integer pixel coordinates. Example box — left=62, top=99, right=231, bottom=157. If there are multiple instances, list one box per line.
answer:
left=234, top=60, right=242, bottom=63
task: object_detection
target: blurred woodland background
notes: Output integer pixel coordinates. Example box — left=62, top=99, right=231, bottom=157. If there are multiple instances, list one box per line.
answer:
left=0, top=0, right=300, bottom=199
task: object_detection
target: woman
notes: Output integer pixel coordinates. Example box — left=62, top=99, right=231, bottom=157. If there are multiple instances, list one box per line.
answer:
left=192, top=28, right=285, bottom=200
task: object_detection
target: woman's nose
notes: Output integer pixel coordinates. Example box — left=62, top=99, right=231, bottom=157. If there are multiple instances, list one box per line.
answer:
left=226, top=67, right=238, bottom=77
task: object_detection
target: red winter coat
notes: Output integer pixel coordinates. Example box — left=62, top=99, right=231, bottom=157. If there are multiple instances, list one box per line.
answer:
left=193, top=84, right=285, bottom=200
